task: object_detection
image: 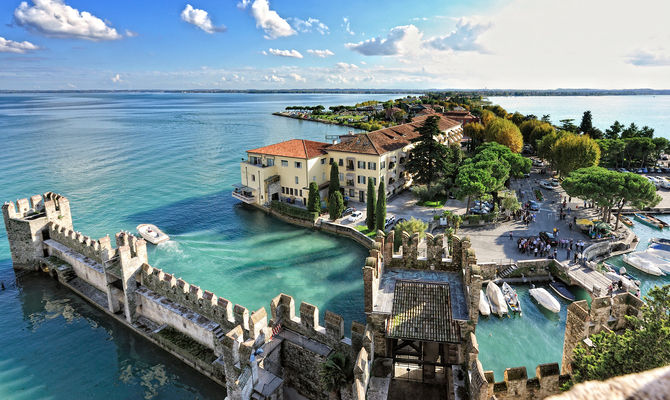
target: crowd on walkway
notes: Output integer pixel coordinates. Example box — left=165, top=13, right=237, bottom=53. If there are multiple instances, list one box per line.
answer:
left=515, top=234, right=588, bottom=262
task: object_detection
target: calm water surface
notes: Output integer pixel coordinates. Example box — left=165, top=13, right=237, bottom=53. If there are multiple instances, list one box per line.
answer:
left=2, top=94, right=670, bottom=396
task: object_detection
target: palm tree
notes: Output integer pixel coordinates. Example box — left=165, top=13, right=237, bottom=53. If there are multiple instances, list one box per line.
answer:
left=319, top=352, right=353, bottom=399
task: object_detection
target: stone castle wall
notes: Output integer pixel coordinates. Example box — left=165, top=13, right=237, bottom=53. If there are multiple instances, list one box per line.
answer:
left=470, top=359, right=569, bottom=400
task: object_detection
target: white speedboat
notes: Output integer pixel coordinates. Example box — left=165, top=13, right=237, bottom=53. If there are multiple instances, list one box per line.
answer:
left=501, top=282, right=522, bottom=315
left=642, top=248, right=670, bottom=274
left=622, top=253, right=665, bottom=276
left=479, top=290, right=491, bottom=316
left=486, top=281, right=508, bottom=317
left=529, top=287, right=561, bottom=313
left=137, top=224, right=170, bottom=245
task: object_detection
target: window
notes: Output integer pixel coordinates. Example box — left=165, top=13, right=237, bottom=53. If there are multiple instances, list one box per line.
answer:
left=282, top=187, right=285, bottom=194
left=329, top=158, right=334, bottom=164
left=295, top=161, right=302, bottom=168
left=251, top=175, right=256, bottom=182
left=295, top=176, right=299, bottom=184
left=299, top=190, right=303, bottom=197
left=290, top=188, right=294, bottom=195
left=321, top=158, right=326, bottom=165
left=349, top=189, right=355, bottom=196
left=357, top=175, right=366, bottom=184
left=381, top=161, right=386, bottom=169
left=322, top=172, right=326, bottom=181
left=368, top=162, right=376, bottom=170
left=281, top=160, right=288, bottom=167
left=338, top=159, right=343, bottom=167
left=357, top=161, right=366, bottom=169
left=266, top=158, right=275, bottom=167
left=250, top=156, right=261, bottom=165
left=371, top=177, right=377, bottom=186
left=339, top=173, right=344, bottom=181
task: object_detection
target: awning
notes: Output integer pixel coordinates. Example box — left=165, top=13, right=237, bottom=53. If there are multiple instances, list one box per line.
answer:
left=576, top=219, right=593, bottom=226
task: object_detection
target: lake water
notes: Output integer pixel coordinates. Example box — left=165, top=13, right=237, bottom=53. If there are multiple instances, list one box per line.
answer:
left=2, top=93, right=670, bottom=397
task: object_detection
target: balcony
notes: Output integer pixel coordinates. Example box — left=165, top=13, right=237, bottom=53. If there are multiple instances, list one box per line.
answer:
left=232, top=185, right=256, bottom=204
left=243, top=161, right=272, bottom=168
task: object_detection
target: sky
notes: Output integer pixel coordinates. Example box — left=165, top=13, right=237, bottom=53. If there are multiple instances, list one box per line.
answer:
left=1, top=0, right=670, bottom=90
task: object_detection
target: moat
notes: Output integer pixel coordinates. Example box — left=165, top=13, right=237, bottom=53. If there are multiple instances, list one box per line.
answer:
left=2, top=93, right=670, bottom=398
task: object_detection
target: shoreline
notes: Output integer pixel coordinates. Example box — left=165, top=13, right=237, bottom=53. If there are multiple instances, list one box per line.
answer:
left=272, top=111, right=369, bottom=131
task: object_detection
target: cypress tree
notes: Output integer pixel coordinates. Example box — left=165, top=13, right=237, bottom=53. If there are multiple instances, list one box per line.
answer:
left=366, top=179, right=376, bottom=230
left=375, top=181, right=386, bottom=231
left=329, top=191, right=344, bottom=220
left=329, top=161, right=340, bottom=199
left=307, top=181, right=320, bottom=212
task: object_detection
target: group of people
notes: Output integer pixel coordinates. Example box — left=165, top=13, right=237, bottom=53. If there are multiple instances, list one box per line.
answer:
left=517, top=236, right=559, bottom=259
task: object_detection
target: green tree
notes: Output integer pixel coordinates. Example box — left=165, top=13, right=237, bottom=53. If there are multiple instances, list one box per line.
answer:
left=455, top=164, right=497, bottom=213
left=559, top=118, right=578, bottom=132
left=621, top=122, right=640, bottom=138
left=605, top=120, right=624, bottom=139
left=529, top=122, right=555, bottom=151
left=376, top=182, right=386, bottom=231
left=624, top=137, right=656, bottom=168
left=484, top=118, right=524, bottom=153
left=501, top=195, right=520, bottom=216
left=393, top=217, right=428, bottom=250
left=307, top=181, right=321, bottom=213
left=328, top=191, right=344, bottom=220
left=366, top=179, right=376, bottom=230
left=464, top=122, right=486, bottom=151
left=519, top=119, right=544, bottom=143
left=652, top=137, right=670, bottom=160
left=552, top=133, right=601, bottom=176
left=480, top=109, right=496, bottom=127
left=541, top=114, right=552, bottom=123
left=579, top=110, right=594, bottom=135
left=329, top=161, right=340, bottom=199
left=319, top=351, right=353, bottom=400
left=509, top=112, right=525, bottom=126
left=405, top=116, right=450, bottom=192
left=569, top=285, right=670, bottom=386
left=485, top=104, right=508, bottom=118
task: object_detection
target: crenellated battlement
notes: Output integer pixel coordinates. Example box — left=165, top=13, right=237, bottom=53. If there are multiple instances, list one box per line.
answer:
left=381, top=229, right=474, bottom=271
left=47, top=221, right=112, bottom=263
left=470, top=360, right=569, bottom=400
left=3, top=192, right=71, bottom=224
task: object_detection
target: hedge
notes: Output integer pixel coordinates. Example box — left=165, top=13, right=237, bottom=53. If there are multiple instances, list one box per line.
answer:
left=270, top=201, right=319, bottom=221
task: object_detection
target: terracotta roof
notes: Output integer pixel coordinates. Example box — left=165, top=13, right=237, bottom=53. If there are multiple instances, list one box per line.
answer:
left=327, top=114, right=461, bottom=156
left=248, top=139, right=330, bottom=159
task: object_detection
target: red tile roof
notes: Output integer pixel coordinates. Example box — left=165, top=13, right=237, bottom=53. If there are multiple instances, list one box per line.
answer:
left=327, top=114, right=461, bottom=155
left=247, top=139, right=330, bottom=159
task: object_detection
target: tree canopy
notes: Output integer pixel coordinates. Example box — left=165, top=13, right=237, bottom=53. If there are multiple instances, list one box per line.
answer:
left=570, top=285, right=670, bottom=385
left=552, top=133, right=601, bottom=176
left=307, top=181, right=320, bottom=213
left=464, top=122, right=486, bottom=151
left=375, top=182, right=386, bottom=232
left=328, top=191, right=344, bottom=220
left=484, top=117, right=524, bottom=153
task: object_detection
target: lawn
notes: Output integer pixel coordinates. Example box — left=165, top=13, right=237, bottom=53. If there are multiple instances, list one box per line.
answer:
left=417, top=199, right=446, bottom=208
left=355, top=225, right=377, bottom=237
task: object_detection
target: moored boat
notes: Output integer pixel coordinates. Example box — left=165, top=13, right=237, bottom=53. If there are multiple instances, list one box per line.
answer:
left=501, top=282, right=522, bottom=314
left=137, top=224, right=170, bottom=245
left=486, top=281, right=508, bottom=317
left=479, top=290, right=491, bottom=316
left=529, top=287, right=561, bottom=313
left=622, top=253, right=665, bottom=276
left=633, top=213, right=669, bottom=230
left=618, top=215, right=633, bottom=227
left=549, top=281, right=575, bottom=302
left=641, top=248, right=670, bottom=274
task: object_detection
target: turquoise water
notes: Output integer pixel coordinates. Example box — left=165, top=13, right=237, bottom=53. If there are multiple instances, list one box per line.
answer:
left=476, top=214, right=670, bottom=380
left=0, top=93, right=400, bottom=398
left=489, top=95, right=670, bottom=137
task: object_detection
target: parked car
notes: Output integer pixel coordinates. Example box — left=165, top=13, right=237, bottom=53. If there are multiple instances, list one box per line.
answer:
left=539, top=231, right=558, bottom=246
left=470, top=206, right=490, bottom=215
left=550, top=178, right=560, bottom=187
left=346, top=211, right=364, bottom=223
left=395, top=217, right=407, bottom=226
left=342, top=207, right=356, bottom=216
left=384, top=215, right=396, bottom=230
left=636, top=169, right=645, bottom=174
left=539, top=181, right=554, bottom=190
left=528, top=200, right=540, bottom=211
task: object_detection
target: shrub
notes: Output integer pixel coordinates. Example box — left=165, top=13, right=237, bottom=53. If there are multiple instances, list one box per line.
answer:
left=393, top=217, right=428, bottom=250
left=329, top=191, right=344, bottom=220
left=270, top=201, right=318, bottom=221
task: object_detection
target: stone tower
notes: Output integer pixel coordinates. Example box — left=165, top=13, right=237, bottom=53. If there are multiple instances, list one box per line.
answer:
left=2, top=192, right=73, bottom=270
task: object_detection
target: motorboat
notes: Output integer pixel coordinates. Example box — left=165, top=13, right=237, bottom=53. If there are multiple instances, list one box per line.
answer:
left=529, top=287, right=561, bottom=313
left=501, top=282, right=522, bottom=314
left=479, top=290, right=491, bottom=316
left=641, top=248, right=670, bottom=274
left=549, top=281, right=575, bottom=302
left=622, top=253, right=665, bottom=276
left=633, top=213, right=669, bottom=230
left=137, top=224, right=170, bottom=245
left=486, top=281, right=508, bottom=317
left=650, top=237, right=670, bottom=247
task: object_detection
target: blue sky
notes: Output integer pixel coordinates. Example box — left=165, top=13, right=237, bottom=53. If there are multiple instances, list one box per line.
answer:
left=1, top=0, right=669, bottom=90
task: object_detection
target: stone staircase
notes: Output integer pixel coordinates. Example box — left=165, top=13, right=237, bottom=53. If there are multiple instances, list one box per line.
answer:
left=57, top=265, right=76, bottom=282
left=212, top=325, right=226, bottom=343
left=498, top=264, right=518, bottom=278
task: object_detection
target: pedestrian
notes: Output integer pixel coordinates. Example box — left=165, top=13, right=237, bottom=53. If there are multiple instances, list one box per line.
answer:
left=569, top=196, right=572, bottom=203
left=567, top=248, right=571, bottom=260
left=574, top=252, right=579, bottom=263
left=553, top=248, right=558, bottom=259
left=534, top=247, right=538, bottom=257
left=509, top=232, right=513, bottom=240
left=569, top=222, right=573, bottom=230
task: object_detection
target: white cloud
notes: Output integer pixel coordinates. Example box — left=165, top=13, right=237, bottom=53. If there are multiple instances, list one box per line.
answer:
left=180, top=4, right=225, bottom=34
left=111, top=74, right=121, bottom=83
left=342, top=17, right=354, bottom=35
left=125, top=29, right=138, bottom=37
left=346, top=24, right=423, bottom=56
left=0, top=36, right=39, bottom=53
left=425, top=17, right=491, bottom=52
left=306, top=49, right=334, bottom=58
left=335, top=62, right=358, bottom=71
left=266, top=48, right=303, bottom=58
left=263, top=74, right=284, bottom=82
left=14, top=0, right=122, bottom=41
left=289, top=72, right=306, bottom=82
left=291, top=17, right=329, bottom=34
left=238, top=0, right=295, bottom=39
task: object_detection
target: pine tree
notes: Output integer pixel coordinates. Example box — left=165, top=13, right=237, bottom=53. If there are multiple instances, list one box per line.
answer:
left=375, top=181, right=386, bottom=231
left=579, top=110, right=594, bottom=135
left=366, top=179, right=376, bottom=230
left=329, top=162, right=340, bottom=199
left=307, top=181, right=320, bottom=213
left=404, top=116, right=450, bottom=192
